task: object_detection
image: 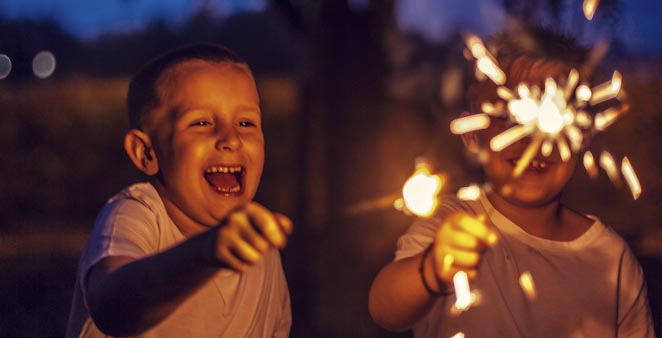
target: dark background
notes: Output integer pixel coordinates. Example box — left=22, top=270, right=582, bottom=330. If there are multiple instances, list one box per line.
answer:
left=0, top=1, right=661, bottom=337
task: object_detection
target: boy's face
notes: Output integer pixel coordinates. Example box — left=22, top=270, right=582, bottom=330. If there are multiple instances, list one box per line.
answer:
left=477, top=117, right=578, bottom=208
left=471, top=59, right=579, bottom=208
left=147, top=60, right=264, bottom=236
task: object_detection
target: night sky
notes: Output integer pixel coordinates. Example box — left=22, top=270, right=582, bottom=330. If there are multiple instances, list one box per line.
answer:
left=0, top=0, right=660, bottom=54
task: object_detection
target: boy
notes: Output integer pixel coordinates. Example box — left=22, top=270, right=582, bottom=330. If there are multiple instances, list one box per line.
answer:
left=66, top=43, right=293, bottom=338
left=368, top=27, right=655, bottom=337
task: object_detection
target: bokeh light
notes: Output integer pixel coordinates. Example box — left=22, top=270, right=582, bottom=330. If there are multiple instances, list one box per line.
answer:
left=32, top=51, right=56, bottom=79
left=0, top=54, right=11, bottom=79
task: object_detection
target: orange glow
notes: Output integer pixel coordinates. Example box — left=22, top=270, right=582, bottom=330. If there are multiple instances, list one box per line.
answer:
left=453, top=271, right=473, bottom=311
left=621, top=157, right=642, bottom=200
left=599, top=151, right=620, bottom=184
left=583, top=0, right=600, bottom=20
left=583, top=151, right=599, bottom=179
left=450, top=114, right=490, bottom=135
left=401, top=161, right=445, bottom=218
left=519, top=271, right=537, bottom=300
left=457, top=184, right=481, bottom=201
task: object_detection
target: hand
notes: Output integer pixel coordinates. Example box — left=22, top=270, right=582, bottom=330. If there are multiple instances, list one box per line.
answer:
left=428, top=212, right=497, bottom=286
left=212, top=202, right=293, bottom=272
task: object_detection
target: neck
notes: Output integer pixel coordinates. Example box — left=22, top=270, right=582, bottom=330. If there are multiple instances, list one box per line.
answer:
left=485, top=190, right=590, bottom=241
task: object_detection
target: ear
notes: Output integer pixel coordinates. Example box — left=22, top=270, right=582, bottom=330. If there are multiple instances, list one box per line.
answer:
left=124, top=129, right=159, bottom=176
left=458, top=112, right=482, bottom=154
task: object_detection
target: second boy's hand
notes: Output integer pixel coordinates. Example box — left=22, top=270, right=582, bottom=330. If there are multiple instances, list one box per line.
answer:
left=212, top=202, right=293, bottom=272
left=428, top=212, right=498, bottom=290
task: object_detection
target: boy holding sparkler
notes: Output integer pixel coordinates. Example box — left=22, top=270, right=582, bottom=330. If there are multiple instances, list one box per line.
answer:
left=66, top=43, right=292, bottom=338
left=369, top=26, right=654, bottom=338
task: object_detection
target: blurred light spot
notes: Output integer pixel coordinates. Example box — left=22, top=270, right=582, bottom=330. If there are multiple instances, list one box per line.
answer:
left=0, top=54, right=11, bottom=79
left=453, top=271, right=473, bottom=311
left=621, top=157, right=642, bottom=200
left=450, top=332, right=465, bottom=338
left=457, top=184, right=481, bottom=201
left=32, top=51, right=56, bottom=79
left=519, top=271, right=537, bottom=300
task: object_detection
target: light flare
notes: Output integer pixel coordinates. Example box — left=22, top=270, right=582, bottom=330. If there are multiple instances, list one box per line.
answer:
left=583, top=151, right=600, bottom=179
left=599, top=151, right=620, bottom=185
left=401, top=161, right=445, bottom=218
left=453, top=271, right=474, bottom=311
left=450, top=114, right=491, bottom=134
left=519, top=271, right=537, bottom=300
left=621, top=157, right=642, bottom=200
left=457, top=184, right=481, bottom=201
left=583, top=0, right=600, bottom=20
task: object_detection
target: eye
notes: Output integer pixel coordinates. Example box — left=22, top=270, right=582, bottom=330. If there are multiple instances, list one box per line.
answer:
left=239, top=120, right=257, bottom=128
left=189, top=120, right=213, bottom=127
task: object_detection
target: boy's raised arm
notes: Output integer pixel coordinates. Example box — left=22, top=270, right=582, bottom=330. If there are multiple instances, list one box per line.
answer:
left=369, top=212, right=496, bottom=331
left=85, top=203, right=292, bottom=336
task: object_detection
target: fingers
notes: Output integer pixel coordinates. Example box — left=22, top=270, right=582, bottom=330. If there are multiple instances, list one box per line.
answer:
left=432, top=212, right=497, bottom=283
left=244, top=203, right=290, bottom=248
left=213, top=203, right=293, bottom=271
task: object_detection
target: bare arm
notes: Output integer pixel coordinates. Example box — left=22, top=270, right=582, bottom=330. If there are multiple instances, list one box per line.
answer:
left=369, top=249, right=445, bottom=332
left=369, top=212, right=497, bottom=332
left=86, top=203, right=292, bottom=336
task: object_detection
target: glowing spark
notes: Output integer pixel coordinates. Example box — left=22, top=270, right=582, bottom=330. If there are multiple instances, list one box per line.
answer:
left=541, top=139, right=554, bottom=157
left=538, top=95, right=564, bottom=134
left=451, top=114, right=490, bottom=134
left=599, top=151, right=620, bottom=184
left=512, top=136, right=543, bottom=178
left=565, top=125, right=583, bottom=152
left=519, top=271, right=537, bottom=300
left=583, top=0, right=600, bottom=20
left=590, top=71, right=622, bottom=105
left=464, top=34, right=506, bottom=86
left=453, top=271, right=473, bottom=311
left=457, top=184, right=481, bottom=201
left=621, top=157, right=642, bottom=200
left=498, top=86, right=516, bottom=101
left=490, top=124, right=534, bottom=152
left=576, top=84, right=592, bottom=102
left=594, top=105, right=625, bottom=131
left=556, top=138, right=571, bottom=162
left=583, top=151, right=599, bottom=179
left=402, top=161, right=444, bottom=218
left=508, top=96, right=539, bottom=124
left=477, top=57, right=506, bottom=85
left=564, top=69, right=580, bottom=99
left=450, top=333, right=465, bottom=338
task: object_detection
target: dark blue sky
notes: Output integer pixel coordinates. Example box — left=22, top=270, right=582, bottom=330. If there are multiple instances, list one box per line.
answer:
left=1, top=0, right=660, bottom=54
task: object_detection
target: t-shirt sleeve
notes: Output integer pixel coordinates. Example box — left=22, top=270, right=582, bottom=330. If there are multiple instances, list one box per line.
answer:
left=394, top=196, right=477, bottom=262
left=617, top=248, right=655, bottom=338
left=78, top=197, right=159, bottom=302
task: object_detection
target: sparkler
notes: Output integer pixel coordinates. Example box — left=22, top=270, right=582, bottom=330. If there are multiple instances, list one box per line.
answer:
left=397, top=159, right=482, bottom=314
left=454, top=33, right=643, bottom=199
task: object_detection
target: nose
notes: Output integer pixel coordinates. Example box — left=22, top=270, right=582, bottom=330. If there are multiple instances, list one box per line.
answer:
left=215, top=126, right=242, bottom=152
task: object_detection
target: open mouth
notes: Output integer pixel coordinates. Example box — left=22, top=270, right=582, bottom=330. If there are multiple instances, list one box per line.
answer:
left=508, top=158, right=549, bottom=171
left=203, top=165, right=245, bottom=196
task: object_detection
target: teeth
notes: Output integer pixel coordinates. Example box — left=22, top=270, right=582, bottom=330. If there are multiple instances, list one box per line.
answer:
left=511, top=159, right=549, bottom=169
left=216, top=186, right=241, bottom=193
left=205, top=166, right=243, bottom=174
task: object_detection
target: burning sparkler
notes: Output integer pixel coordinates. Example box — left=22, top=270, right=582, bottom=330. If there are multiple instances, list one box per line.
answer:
left=453, top=33, right=643, bottom=199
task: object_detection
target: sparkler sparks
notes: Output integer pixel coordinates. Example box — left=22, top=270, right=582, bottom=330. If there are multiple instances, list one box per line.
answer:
left=453, top=271, right=474, bottom=312
left=583, top=0, right=600, bottom=20
left=621, top=157, right=642, bottom=200
left=454, top=33, right=642, bottom=198
left=399, top=159, right=445, bottom=218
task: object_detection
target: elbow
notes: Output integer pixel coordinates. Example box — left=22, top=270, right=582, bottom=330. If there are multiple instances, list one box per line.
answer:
left=368, top=286, right=413, bottom=333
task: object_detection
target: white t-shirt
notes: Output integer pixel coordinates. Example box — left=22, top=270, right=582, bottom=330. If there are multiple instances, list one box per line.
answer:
left=395, top=189, right=654, bottom=338
left=66, top=182, right=291, bottom=338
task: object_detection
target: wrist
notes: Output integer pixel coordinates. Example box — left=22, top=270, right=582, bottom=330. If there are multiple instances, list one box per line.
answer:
left=419, top=245, right=453, bottom=297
